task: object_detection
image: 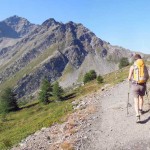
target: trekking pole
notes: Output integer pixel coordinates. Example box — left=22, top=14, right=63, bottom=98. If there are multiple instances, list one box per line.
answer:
left=127, top=81, right=131, bottom=115
left=145, top=84, right=150, bottom=108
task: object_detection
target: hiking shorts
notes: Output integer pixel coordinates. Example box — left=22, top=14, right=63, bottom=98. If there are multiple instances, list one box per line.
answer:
left=131, top=83, right=146, bottom=98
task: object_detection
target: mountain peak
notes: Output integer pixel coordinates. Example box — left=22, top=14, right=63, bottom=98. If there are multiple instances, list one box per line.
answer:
left=42, top=18, right=60, bottom=27
left=4, top=15, right=28, bottom=23
left=7, top=15, right=21, bottom=19
left=1, top=15, right=37, bottom=37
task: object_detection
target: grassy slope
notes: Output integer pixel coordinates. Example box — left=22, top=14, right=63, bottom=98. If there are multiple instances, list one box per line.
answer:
left=0, top=64, right=131, bottom=149
left=0, top=101, right=73, bottom=149
left=0, top=61, right=150, bottom=149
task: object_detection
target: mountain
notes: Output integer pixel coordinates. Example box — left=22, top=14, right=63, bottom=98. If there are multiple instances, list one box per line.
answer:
left=0, top=15, right=38, bottom=54
left=0, top=16, right=149, bottom=101
left=0, top=15, right=38, bottom=38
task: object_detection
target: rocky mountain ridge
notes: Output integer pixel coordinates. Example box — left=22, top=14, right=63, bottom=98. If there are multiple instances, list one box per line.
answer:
left=0, top=15, right=38, bottom=38
left=0, top=15, right=149, bottom=100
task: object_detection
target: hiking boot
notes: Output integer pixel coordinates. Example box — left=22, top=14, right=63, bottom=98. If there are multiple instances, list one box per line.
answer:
left=136, top=115, right=140, bottom=123
left=139, top=109, right=144, bottom=115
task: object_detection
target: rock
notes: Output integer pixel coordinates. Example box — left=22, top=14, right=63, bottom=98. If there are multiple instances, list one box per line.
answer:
left=41, top=127, right=46, bottom=131
left=82, top=136, right=88, bottom=139
left=101, top=88, right=105, bottom=91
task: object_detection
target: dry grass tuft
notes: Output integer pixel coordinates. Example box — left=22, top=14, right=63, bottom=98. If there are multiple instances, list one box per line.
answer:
left=61, top=141, right=74, bottom=150
left=67, top=117, right=76, bottom=126
left=86, top=105, right=96, bottom=114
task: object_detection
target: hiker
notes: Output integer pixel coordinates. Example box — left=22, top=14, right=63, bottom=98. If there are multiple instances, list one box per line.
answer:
left=128, top=54, right=149, bottom=123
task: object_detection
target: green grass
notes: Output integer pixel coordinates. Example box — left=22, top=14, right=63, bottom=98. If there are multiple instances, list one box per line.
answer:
left=0, top=100, right=73, bottom=149
left=59, top=63, right=74, bottom=82
left=63, top=63, right=74, bottom=75
left=0, top=63, right=149, bottom=149
left=74, top=65, right=130, bottom=98
left=77, top=71, right=85, bottom=83
left=104, top=66, right=130, bottom=85
left=0, top=39, right=39, bottom=72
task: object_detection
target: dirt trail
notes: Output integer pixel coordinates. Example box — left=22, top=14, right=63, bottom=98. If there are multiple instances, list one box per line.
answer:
left=76, top=81, right=150, bottom=150
left=12, top=81, right=150, bottom=150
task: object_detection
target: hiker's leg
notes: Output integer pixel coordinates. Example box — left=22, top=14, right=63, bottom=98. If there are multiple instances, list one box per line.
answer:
left=132, top=83, right=140, bottom=116
left=139, top=84, right=146, bottom=111
left=134, top=97, right=139, bottom=116
left=139, top=96, right=144, bottom=110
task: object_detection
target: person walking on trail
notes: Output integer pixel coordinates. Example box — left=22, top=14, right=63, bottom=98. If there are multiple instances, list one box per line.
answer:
left=128, top=54, right=149, bottom=123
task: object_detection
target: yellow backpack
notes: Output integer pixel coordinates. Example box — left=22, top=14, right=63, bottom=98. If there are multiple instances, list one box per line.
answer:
left=133, top=59, right=148, bottom=84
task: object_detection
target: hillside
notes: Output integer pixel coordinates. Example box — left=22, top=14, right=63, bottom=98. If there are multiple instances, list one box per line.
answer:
left=10, top=81, right=150, bottom=150
left=0, top=59, right=149, bottom=149
left=0, top=63, right=130, bottom=149
left=0, top=15, right=143, bottom=101
left=0, top=16, right=150, bottom=102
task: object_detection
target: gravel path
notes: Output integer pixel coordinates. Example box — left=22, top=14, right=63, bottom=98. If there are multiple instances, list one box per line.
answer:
left=76, top=81, right=150, bottom=150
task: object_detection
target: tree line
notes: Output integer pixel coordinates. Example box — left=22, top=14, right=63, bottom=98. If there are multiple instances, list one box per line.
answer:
left=0, top=81, right=64, bottom=115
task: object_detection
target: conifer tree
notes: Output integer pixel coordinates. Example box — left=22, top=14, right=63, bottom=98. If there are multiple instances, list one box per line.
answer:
left=52, top=81, right=63, bottom=101
left=119, top=57, right=129, bottom=69
left=0, top=87, right=18, bottom=114
left=39, top=79, right=52, bottom=104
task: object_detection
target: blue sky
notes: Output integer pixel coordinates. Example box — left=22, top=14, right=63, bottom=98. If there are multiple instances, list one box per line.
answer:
left=0, top=0, right=150, bottom=54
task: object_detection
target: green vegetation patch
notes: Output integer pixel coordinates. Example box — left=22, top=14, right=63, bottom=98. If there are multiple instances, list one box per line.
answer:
left=0, top=100, right=73, bottom=149
left=119, top=57, right=129, bottom=69
left=104, top=66, right=130, bottom=85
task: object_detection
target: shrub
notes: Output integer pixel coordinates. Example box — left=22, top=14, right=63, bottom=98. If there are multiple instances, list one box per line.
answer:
left=89, top=70, right=97, bottom=79
left=119, top=57, right=129, bottom=69
left=97, top=75, right=104, bottom=84
left=83, top=70, right=97, bottom=84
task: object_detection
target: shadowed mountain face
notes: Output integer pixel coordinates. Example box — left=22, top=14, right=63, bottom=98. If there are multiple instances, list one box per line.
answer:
left=0, top=15, right=38, bottom=38
left=0, top=16, right=149, bottom=100
left=0, top=21, right=19, bottom=38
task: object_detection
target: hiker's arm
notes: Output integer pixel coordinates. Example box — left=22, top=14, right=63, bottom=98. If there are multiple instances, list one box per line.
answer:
left=128, top=66, right=133, bottom=81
